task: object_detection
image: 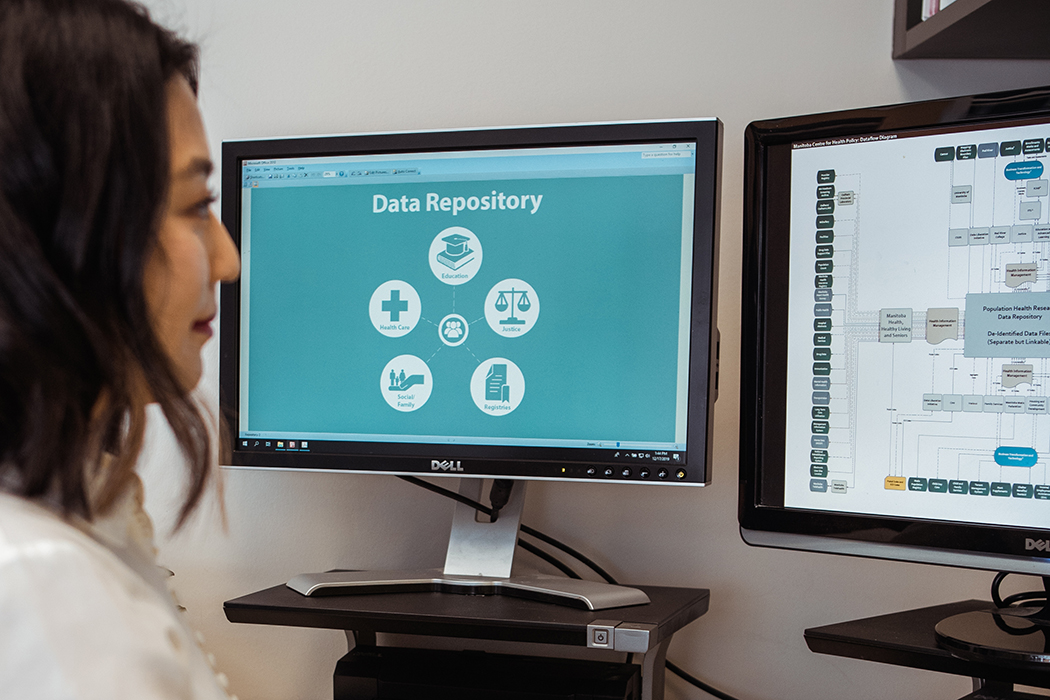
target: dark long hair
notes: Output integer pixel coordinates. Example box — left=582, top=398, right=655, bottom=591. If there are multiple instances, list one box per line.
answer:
left=0, top=0, right=212, bottom=527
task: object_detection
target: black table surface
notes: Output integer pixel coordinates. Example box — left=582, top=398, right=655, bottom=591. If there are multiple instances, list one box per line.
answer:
left=225, top=582, right=709, bottom=648
left=805, top=599, right=1050, bottom=688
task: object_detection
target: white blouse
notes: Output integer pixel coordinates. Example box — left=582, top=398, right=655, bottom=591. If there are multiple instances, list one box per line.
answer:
left=0, top=484, right=233, bottom=700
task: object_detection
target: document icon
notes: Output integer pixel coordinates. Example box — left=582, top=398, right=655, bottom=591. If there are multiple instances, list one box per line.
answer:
left=485, top=364, right=509, bottom=402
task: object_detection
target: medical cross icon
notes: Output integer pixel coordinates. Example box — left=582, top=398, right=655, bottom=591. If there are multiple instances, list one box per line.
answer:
left=382, top=289, right=409, bottom=321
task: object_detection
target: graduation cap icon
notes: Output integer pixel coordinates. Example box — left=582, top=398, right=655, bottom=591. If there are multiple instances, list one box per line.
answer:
left=442, top=233, right=471, bottom=256
left=437, top=232, right=475, bottom=270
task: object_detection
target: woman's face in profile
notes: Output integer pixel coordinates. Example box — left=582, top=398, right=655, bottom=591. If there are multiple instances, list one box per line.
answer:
left=143, top=77, right=240, bottom=392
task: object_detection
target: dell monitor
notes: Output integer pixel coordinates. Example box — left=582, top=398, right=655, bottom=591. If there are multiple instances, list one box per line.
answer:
left=740, top=85, right=1050, bottom=665
left=220, top=119, right=722, bottom=609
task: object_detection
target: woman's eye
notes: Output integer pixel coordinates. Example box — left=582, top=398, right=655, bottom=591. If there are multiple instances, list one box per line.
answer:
left=192, top=193, right=217, bottom=219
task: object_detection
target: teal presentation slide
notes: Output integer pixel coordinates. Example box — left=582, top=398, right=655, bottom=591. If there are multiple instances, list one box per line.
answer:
left=244, top=174, right=686, bottom=445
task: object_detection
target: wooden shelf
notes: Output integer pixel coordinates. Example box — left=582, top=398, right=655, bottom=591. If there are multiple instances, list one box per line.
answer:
left=806, top=600, right=1050, bottom=690
left=225, top=583, right=711, bottom=700
left=894, top=0, right=1050, bottom=59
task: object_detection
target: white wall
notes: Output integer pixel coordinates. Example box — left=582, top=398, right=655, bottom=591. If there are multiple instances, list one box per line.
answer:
left=136, top=2, right=1050, bottom=699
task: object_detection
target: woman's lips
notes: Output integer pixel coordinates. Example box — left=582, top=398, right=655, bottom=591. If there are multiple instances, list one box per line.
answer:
left=193, top=316, right=214, bottom=338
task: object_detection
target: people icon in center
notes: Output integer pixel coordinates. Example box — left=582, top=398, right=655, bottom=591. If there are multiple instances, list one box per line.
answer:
left=439, top=313, right=469, bottom=347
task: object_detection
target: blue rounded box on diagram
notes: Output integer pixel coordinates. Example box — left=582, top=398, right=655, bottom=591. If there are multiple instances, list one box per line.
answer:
left=1004, top=160, right=1044, bottom=180
left=993, top=446, right=1038, bottom=468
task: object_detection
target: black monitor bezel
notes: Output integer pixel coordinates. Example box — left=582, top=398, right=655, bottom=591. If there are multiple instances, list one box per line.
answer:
left=219, top=120, right=722, bottom=485
left=739, top=85, right=1050, bottom=570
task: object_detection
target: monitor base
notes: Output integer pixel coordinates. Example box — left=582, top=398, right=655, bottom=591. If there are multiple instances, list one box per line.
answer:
left=935, top=605, right=1050, bottom=668
left=288, top=479, right=650, bottom=611
left=287, top=569, right=651, bottom=610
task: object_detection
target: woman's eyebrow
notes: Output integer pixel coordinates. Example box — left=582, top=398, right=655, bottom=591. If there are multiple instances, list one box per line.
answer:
left=175, top=157, right=214, bottom=180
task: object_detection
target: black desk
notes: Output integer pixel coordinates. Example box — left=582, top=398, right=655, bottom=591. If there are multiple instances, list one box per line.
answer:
left=225, top=583, right=709, bottom=700
left=805, top=600, right=1050, bottom=698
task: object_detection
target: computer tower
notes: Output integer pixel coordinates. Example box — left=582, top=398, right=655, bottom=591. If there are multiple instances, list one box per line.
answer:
left=334, top=646, right=641, bottom=700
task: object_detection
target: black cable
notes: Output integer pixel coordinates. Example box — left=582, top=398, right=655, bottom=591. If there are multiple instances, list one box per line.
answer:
left=398, top=475, right=617, bottom=583
left=519, top=526, right=617, bottom=585
left=399, top=475, right=578, bottom=578
left=489, top=479, right=514, bottom=523
left=517, top=538, right=581, bottom=579
left=399, top=475, right=495, bottom=515
left=1002, top=591, right=1050, bottom=607
left=399, top=474, right=742, bottom=700
left=991, top=571, right=1049, bottom=609
left=991, top=571, right=1009, bottom=608
left=666, top=661, right=742, bottom=700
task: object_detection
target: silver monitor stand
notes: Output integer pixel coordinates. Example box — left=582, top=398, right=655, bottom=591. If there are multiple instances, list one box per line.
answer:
left=287, top=479, right=650, bottom=611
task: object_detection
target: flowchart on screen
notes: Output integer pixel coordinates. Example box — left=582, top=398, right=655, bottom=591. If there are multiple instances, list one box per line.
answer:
left=785, top=127, right=1050, bottom=527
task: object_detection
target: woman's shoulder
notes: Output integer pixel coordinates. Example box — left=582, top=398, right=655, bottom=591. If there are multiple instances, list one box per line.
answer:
left=0, top=488, right=168, bottom=635
left=0, top=491, right=230, bottom=700
left=0, top=490, right=97, bottom=554
left=0, top=490, right=138, bottom=575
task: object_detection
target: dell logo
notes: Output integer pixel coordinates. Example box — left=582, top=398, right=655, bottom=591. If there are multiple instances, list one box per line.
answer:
left=1025, top=538, right=1050, bottom=552
left=431, top=460, right=464, bottom=472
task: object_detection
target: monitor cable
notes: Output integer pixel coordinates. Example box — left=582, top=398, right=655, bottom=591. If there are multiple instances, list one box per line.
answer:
left=398, top=475, right=742, bottom=700
left=399, top=476, right=616, bottom=582
left=516, top=538, right=581, bottom=580
left=487, top=478, right=514, bottom=522
left=991, top=572, right=1050, bottom=610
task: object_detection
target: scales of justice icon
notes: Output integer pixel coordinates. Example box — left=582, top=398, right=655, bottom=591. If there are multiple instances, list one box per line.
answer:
left=494, top=287, right=531, bottom=325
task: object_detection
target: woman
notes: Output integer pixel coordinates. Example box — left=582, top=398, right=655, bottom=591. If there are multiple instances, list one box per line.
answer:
left=0, top=0, right=240, bottom=696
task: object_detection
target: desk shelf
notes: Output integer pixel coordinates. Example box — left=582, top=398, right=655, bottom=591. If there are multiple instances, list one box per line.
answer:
left=805, top=600, right=1050, bottom=693
left=225, top=583, right=707, bottom=646
left=225, top=583, right=709, bottom=700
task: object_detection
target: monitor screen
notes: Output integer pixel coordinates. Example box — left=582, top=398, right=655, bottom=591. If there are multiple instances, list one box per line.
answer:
left=740, top=85, right=1050, bottom=575
left=220, top=120, right=721, bottom=485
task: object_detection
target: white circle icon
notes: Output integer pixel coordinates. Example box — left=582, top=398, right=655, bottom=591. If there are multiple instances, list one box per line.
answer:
left=485, top=279, right=539, bottom=337
left=439, top=313, right=469, bottom=347
left=381, top=355, right=433, bottom=412
left=470, top=358, right=524, bottom=416
left=429, top=226, right=482, bottom=285
left=370, top=281, right=420, bottom=337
